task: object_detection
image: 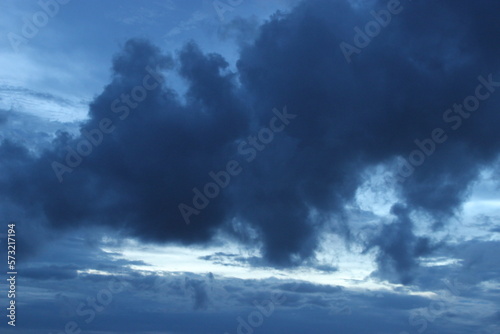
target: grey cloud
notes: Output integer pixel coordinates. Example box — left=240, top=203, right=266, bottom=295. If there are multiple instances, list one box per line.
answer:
left=2, top=0, right=500, bottom=284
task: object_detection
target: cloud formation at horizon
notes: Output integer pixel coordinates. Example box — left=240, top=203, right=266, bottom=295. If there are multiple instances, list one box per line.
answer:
left=1, top=0, right=500, bottom=287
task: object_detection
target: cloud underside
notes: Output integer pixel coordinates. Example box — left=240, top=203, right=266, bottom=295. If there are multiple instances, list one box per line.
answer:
left=2, top=0, right=500, bottom=284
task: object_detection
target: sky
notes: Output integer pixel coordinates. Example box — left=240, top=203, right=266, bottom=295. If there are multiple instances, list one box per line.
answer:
left=0, top=0, right=499, bottom=333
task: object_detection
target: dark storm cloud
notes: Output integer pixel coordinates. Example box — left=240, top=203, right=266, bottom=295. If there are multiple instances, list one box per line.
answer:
left=230, top=0, right=500, bottom=272
left=2, top=0, right=500, bottom=283
left=366, top=204, right=438, bottom=284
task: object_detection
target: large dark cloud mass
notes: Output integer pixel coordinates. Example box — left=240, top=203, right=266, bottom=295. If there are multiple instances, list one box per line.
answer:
left=2, top=0, right=500, bottom=283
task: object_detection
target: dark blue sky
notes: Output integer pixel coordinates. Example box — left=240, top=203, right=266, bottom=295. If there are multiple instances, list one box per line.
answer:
left=0, top=0, right=499, bottom=333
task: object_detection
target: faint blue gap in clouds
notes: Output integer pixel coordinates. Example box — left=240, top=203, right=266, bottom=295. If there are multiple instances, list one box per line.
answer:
left=0, top=85, right=88, bottom=123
